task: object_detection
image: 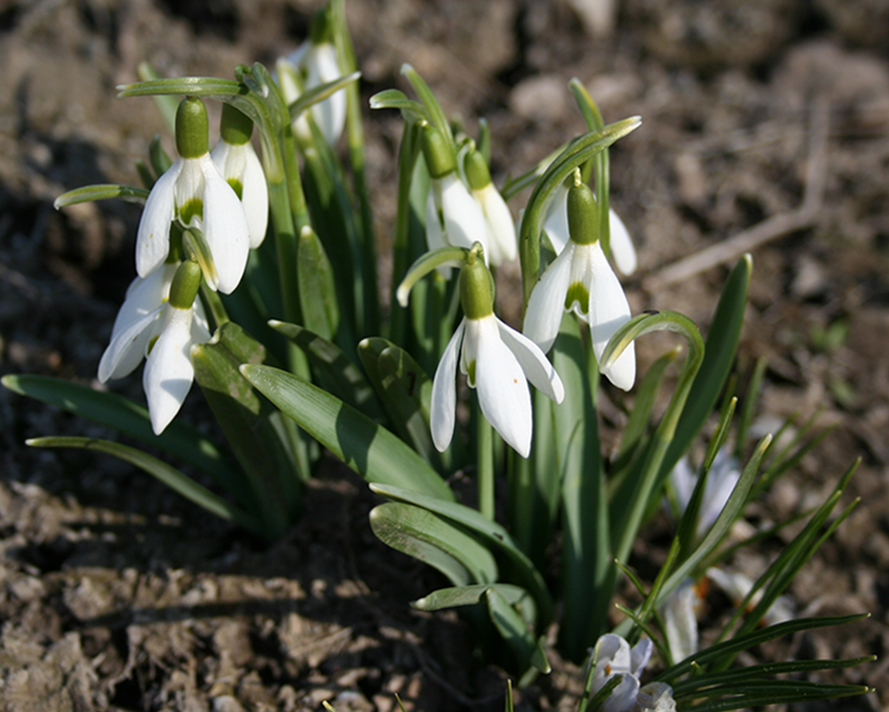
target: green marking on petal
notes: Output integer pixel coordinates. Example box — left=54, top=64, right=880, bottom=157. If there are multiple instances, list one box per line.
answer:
left=177, top=197, right=203, bottom=227
left=565, top=281, right=590, bottom=315
left=147, top=334, right=159, bottom=355
left=227, top=178, right=244, bottom=201
left=466, top=359, right=477, bottom=387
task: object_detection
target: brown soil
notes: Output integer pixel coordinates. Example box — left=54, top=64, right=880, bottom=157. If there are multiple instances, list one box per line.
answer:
left=1, top=1, right=888, bottom=710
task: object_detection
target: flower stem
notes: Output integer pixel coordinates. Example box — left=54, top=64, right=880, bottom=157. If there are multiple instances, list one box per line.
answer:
left=477, top=397, right=494, bottom=520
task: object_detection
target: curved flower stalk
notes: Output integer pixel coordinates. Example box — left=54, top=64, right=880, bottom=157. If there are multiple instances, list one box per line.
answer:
left=542, top=178, right=637, bottom=275
left=422, top=124, right=489, bottom=261
left=591, top=634, right=676, bottom=712
left=210, top=104, right=269, bottom=249
left=431, top=245, right=564, bottom=458
left=137, top=97, right=250, bottom=294
left=524, top=173, right=636, bottom=390
left=98, top=261, right=210, bottom=435
left=464, top=148, right=517, bottom=266
left=277, top=10, right=346, bottom=146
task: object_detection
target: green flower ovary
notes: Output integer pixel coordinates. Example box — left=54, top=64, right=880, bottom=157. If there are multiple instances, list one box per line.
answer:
left=177, top=198, right=203, bottom=227
left=565, top=281, right=590, bottom=315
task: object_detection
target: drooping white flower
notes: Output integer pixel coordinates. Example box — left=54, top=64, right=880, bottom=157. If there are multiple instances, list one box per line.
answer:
left=431, top=247, right=564, bottom=458
left=277, top=21, right=346, bottom=147
left=137, top=97, right=250, bottom=295
left=524, top=178, right=635, bottom=390
left=426, top=172, right=490, bottom=255
left=591, top=634, right=676, bottom=712
left=464, top=149, right=517, bottom=266
left=210, top=104, right=268, bottom=249
left=98, top=261, right=210, bottom=435
left=543, top=179, right=637, bottom=275
left=669, top=449, right=741, bottom=540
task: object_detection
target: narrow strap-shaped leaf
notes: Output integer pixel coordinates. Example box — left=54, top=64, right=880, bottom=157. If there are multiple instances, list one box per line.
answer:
left=287, top=71, right=361, bottom=119
left=370, top=502, right=497, bottom=586
left=271, top=321, right=383, bottom=422
left=296, top=226, right=340, bottom=341
left=2, top=374, right=241, bottom=487
left=401, top=64, right=455, bottom=156
left=27, top=436, right=264, bottom=537
left=485, top=588, right=549, bottom=679
left=241, top=364, right=453, bottom=501
left=370, top=483, right=553, bottom=624
left=413, top=583, right=536, bottom=627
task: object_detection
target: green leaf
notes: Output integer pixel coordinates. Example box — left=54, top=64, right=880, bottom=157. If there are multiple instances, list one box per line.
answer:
left=370, top=502, right=497, bottom=586
left=401, top=64, right=455, bottom=156
left=370, top=483, right=553, bottom=624
left=137, top=62, right=179, bottom=134
left=413, top=583, right=536, bottom=626
left=368, top=89, right=427, bottom=123
left=357, top=337, right=437, bottom=464
left=658, top=255, right=752, bottom=487
left=271, top=321, right=383, bottom=422
left=192, top=325, right=302, bottom=539
left=485, top=588, right=548, bottom=679
left=296, top=226, right=340, bottom=341
left=240, top=364, right=453, bottom=501
left=27, top=436, right=264, bottom=537
left=53, top=184, right=150, bottom=209
left=2, top=374, right=241, bottom=488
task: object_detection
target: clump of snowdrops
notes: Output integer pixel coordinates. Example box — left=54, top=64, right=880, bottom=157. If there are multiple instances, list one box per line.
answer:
left=3, top=2, right=874, bottom=709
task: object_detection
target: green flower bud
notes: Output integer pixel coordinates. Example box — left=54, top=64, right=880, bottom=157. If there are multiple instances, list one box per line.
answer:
left=459, top=244, right=495, bottom=319
left=421, top=123, right=457, bottom=179
left=168, top=260, right=203, bottom=309
left=567, top=169, right=598, bottom=246
left=219, top=103, right=254, bottom=146
left=464, top=149, right=492, bottom=191
left=176, top=97, right=209, bottom=159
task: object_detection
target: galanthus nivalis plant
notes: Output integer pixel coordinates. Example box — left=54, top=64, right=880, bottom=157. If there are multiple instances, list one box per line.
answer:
left=4, top=1, right=874, bottom=709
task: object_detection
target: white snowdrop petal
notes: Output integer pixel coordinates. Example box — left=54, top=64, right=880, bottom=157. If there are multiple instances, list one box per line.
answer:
left=440, top=173, right=488, bottom=254
left=143, top=307, right=196, bottom=435
left=496, top=320, right=564, bottom=404
left=430, top=319, right=465, bottom=452
left=136, top=159, right=182, bottom=278
left=108, top=265, right=174, bottom=344
left=307, top=43, right=346, bottom=145
left=588, top=243, right=635, bottom=390
left=201, top=157, right=250, bottom=294
left=471, top=317, right=533, bottom=458
left=523, top=242, right=575, bottom=353
left=241, top=144, right=269, bottom=248
left=542, top=181, right=570, bottom=254
left=609, top=208, right=637, bottom=275
left=98, top=305, right=162, bottom=382
left=476, top=184, right=517, bottom=266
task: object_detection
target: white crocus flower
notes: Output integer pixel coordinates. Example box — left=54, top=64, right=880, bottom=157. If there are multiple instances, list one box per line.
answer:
left=98, top=261, right=210, bottom=435
left=669, top=449, right=741, bottom=540
left=660, top=578, right=706, bottom=664
left=465, top=149, right=517, bottom=266
left=524, top=178, right=635, bottom=390
left=431, top=247, right=564, bottom=458
left=137, top=97, right=250, bottom=295
left=543, top=179, right=637, bottom=275
left=211, top=105, right=268, bottom=249
left=706, top=568, right=795, bottom=627
left=591, top=634, right=676, bottom=712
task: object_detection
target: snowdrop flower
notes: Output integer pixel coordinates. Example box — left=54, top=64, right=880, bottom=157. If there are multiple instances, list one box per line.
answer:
left=464, top=148, right=517, bottom=266
left=210, top=103, right=268, bottom=249
left=137, top=97, right=250, bottom=294
left=277, top=11, right=346, bottom=146
left=591, top=634, right=676, bottom=712
left=422, top=124, right=489, bottom=262
left=524, top=172, right=636, bottom=390
left=98, top=261, right=210, bottom=435
left=431, top=245, right=564, bottom=457
left=543, top=178, right=637, bottom=275
left=669, top=448, right=741, bottom=540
